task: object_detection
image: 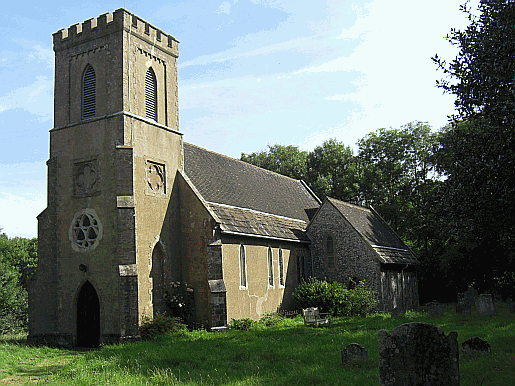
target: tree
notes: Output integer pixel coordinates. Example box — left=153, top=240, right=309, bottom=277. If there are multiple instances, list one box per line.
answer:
left=0, top=232, right=37, bottom=334
left=306, top=139, right=360, bottom=202
left=433, top=0, right=515, bottom=294
left=240, top=144, right=308, bottom=181
left=356, top=122, right=440, bottom=239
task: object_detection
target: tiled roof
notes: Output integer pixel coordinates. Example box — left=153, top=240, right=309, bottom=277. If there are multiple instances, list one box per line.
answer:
left=184, top=143, right=320, bottom=222
left=209, top=203, right=309, bottom=242
left=327, top=197, right=418, bottom=264
left=373, top=246, right=419, bottom=265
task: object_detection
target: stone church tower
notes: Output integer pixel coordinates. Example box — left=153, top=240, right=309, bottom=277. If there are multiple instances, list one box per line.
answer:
left=28, top=9, right=182, bottom=347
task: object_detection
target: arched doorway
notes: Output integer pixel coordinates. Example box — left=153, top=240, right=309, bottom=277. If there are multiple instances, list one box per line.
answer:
left=76, top=281, right=100, bottom=348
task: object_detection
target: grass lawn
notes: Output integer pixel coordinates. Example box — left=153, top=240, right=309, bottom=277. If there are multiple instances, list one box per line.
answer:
left=1, top=303, right=514, bottom=385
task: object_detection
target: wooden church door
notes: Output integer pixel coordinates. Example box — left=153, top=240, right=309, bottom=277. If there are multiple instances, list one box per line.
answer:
left=76, top=281, right=100, bottom=347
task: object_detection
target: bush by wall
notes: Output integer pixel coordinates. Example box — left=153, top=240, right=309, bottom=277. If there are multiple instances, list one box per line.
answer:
left=293, top=277, right=377, bottom=317
left=229, top=318, right=254, bottom=331
left=139, top=315, right=186, bottom=340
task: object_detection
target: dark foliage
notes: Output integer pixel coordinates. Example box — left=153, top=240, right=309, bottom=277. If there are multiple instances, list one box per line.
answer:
left=164, top=281, right=195, bottom=325
left=433, top=0, right=515, bottom=295
left=293, top=277, right=377, bottom=317
left=139, top=315, right=186, bottom=340
left=0, top=232, right=37, bottom=334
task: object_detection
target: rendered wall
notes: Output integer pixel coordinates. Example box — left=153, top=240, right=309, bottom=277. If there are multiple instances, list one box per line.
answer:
left=222, top=236, right=306, bottom=321
left=29, top=9, right=181, bottom=346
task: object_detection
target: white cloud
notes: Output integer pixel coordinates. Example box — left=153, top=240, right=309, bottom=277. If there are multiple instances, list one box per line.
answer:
left=0, top=191, right=45, bottom=238
left=216, top=1, right=232, bottom=14
left=0, top=76, right=52, bottom=119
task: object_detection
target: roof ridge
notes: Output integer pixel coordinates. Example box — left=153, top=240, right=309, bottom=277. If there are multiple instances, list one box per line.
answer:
left=184, top=142, right=305, bottom=184
left=207, top=201, right=307, bottom=223
left=327, top=197, right=370, bottom=212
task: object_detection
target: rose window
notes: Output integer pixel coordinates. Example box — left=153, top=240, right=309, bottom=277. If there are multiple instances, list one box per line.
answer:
left=69, top=209, right=103, bottom=252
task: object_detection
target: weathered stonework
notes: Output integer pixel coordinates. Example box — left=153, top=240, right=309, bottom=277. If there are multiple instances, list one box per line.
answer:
left=307, top=202, right=380, bottom=293
left=28, top=9, right=182, bottom=347
left=379, top=322, right=460, bottom=386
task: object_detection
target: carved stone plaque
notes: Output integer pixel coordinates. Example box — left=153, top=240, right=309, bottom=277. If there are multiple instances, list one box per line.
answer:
left=74, top=159, right=99, bottom=196
left=146, top=160, right=166, bottom=195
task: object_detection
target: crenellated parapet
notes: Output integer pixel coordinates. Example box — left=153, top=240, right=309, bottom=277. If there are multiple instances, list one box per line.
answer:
left=53, top=8, right=179, bottom=57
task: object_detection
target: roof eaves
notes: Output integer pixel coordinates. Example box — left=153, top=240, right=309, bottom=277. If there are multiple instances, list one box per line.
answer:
left=221, top=229, right=310, bottom=244
left=208, top=202, right=308, bottom=224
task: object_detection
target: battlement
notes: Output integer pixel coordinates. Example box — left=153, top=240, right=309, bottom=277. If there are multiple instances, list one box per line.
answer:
left=53, top=9, right=179, bottom=57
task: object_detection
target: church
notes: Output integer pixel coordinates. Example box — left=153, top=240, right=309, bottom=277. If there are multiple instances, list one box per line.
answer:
left=28, top=9, right=419, bottom=347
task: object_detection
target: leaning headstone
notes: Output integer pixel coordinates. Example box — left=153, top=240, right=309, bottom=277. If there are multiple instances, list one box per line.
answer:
left=341, top=343, right=368, bottom=364
left=427, top=300, right=445, bottom=316
left=462, top=336, right=491, bottom=355
left=378, top=322, right=459, bottom=386
left=475, top=294, right=496, bottom=316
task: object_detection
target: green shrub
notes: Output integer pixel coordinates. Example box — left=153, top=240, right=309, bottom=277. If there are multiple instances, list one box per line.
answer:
left=164, top=281, right=195, bottom=324
left=139, top=315, right=186, bottom=341
left=229, top=318, right=254, bottom=330
left=293, top=277, right=377, bottom=317
left=347, top=280, right=378, bottom=316
left=259, top=312, right=284, bottom=327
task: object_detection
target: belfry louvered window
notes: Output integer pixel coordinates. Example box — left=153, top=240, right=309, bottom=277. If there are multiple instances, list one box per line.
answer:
left=145, top=68, right=157, bottom=121
left=82, top=65, right=96, bottom=119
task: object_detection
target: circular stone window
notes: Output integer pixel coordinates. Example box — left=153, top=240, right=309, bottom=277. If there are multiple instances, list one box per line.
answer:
left=69, top=208, right=103, bottom=252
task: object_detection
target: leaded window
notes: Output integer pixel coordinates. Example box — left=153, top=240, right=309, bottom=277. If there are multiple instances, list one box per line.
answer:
left=82, top=65, right=96, bottom=119
left=239, top=244, right=247, bottom=288
left=326, top=235, right=335, bottom=270
left=278, top=248, right=285, bottom=287
left=267, top=247, right=274, bottom=287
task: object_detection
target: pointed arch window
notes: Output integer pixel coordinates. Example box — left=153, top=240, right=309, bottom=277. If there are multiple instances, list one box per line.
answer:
left=326, top=235, right=335, bottom=270
left=239, top=244, right=247, bottom=288
left=278, top=248, right=285, bottom=287
left=267, top=247, right=274, bottom=287
left=145, top=67, right=157, bottom=121
left=82, top=65, right=96, bottom=119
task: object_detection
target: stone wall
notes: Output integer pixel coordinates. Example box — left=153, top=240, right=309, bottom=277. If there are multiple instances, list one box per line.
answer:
left=307, top=202, right=380, bottom=294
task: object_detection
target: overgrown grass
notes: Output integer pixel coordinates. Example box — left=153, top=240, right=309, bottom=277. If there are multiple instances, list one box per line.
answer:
left=1, top=303, right=514, bottom=385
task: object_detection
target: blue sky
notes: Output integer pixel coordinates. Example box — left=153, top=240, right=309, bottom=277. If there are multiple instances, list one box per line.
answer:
left=0, top=0, right=478, bottom=238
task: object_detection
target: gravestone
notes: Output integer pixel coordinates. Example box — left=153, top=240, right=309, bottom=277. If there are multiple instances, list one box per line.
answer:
left=464, top=286, right=478, bottom=306
left=475, top=294, right=496, bottom=316
left=341, top=343, right=368, bottom=364
left=462, top=336, right=491, bottom=355
left=427, top=301, right=444, bottom=316
left=456, top=294, right=471, bottom=315
left=378, top=322, right=459, bottom=386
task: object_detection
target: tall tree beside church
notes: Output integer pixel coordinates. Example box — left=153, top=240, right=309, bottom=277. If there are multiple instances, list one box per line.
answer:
left=0, top=232, right=37, bottom=333
left=306, top=139, right=360, bottom=202
left=356, top=122, right=440, bottom=242
left=433, top=0, right=515, bottom=294
left=240, top=144, right=308, bottom=181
